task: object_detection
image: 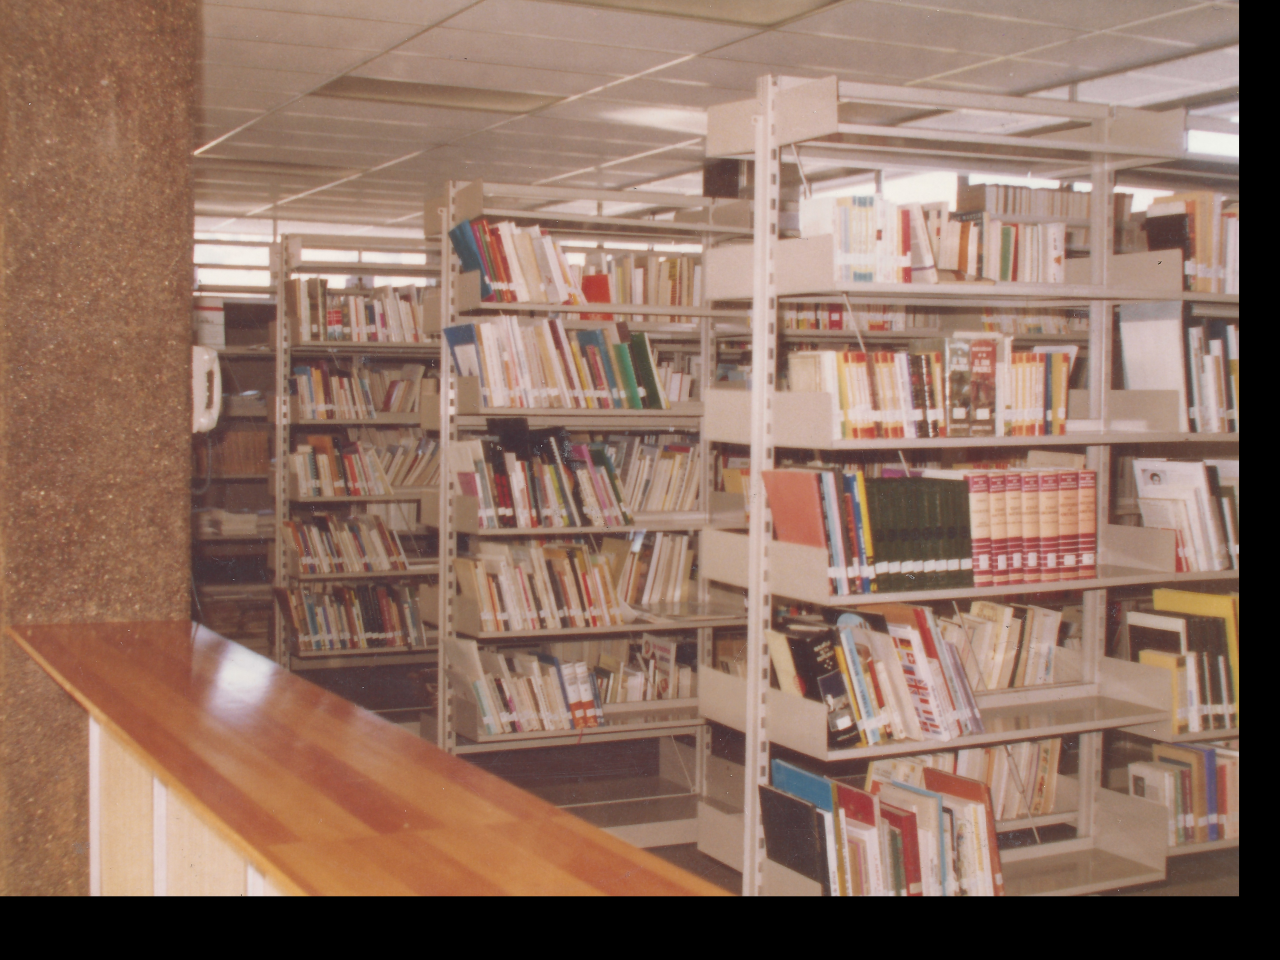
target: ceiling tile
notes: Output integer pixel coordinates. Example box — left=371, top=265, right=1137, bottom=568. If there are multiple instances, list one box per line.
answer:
left=601, top=77, right=761, bottom=109
left=782, top=0, right=1084, bottom=57
left=199, top=86, right=298, bottom=112
left=647, top=57, right=830, bottom=90
left=1032, top=32, right=1187, bottom=72
left=202, top=1, right=476, bottom=27
left=446, top=0, right=757, bottom=52
left=352, top=52, right=613, bottom=97
left=200, top=63, right=328, bottom=94
left=1075, top=72, right=1197, bottom=105
left=202, top=36, right=374, bottom=75
left=537, top=96, right=709, bottom=135
left=704, top=32, right=990, bottom=81
left=905, top=1, right=1200, bottom=32
left=1116, top=4, right=1238, bottom=46
left=282, top=96, right=503, bottom=130
left=394, top=26, right=679, bottom=76
left=202, top=5, right=424, bottom=50
left=1137, top=46, right=1239, bottom=84
left=933, top=57, right=1088, bottom=93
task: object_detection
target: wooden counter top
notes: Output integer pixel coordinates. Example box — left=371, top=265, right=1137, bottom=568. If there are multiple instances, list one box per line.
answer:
left=8, top=621, right=726, bottom=896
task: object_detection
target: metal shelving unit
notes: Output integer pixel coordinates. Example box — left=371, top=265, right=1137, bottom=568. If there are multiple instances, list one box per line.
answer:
left=700, top=75, right=1239, bottom=896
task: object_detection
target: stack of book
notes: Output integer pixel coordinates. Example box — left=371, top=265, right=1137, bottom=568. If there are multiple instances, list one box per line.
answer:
left=282, top=514, right=410, bottom=574
left=761, top=465, right=1097, bottom=598
left=279, top=583, right=427, bottom=651
left=1141, top=192, right=1239, bottom=295
left=289, top=361, right=426, bottom=421
left=760, top=758, right=1003, bottom=896
left=1132, top=459, right=1236, bottom=573
left=453, top=540, right=627, bottom=633
left=1128, top=588, right=1240, bottom=730
left=766, top=607, right=983, bottom=750
left=444, top=635, right=695, bottom=735
left=442, top=317, right=671, bottom=411
left=605, top=532, right=698, bottom=607
left=291, top=434, right=436, bottom=498
left=449, top=433, right=633, bottom=530
left=1129, top=741, right=1239, bottom=847
left=785, top=337, right=1078, bottom=440
left=867, top=741, right=1064, bottom=824
left=283, top=278, right=432, bottom=343
left=448, top=217, right=586, bottom=304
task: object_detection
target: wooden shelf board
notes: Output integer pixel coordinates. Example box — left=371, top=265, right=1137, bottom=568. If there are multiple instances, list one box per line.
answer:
left=1002, top=846, right=1165, bottom=897
left=1166, top=836, right=1239, bottom=858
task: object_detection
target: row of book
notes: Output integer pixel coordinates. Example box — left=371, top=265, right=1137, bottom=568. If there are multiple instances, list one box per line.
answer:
left=447, top=636, right=696, bottom=736
left=1127, top=589, right=1240, bottom=732
left=955, top=182, right=1108, bottom=221
left=449, top=217, right=587, bottom=305
left=605, top=434, right=701, bottom=517
left=948, top=600, right=1070, bottom=693
left=1142, top=192, right=1239, bottom=295
left=768, top=606, right=983, bottom=750
left=980, top=306, right=1089, bottom=336
left=761, top=758, right=1003, bottom=896
left=1132, top=458, right=1236, bottom=573
left=799, top=194, right=1071, bottom=285
left=780, top=303, right=942, bottom=332
left=288, top=361, right=427, bottom=421
left=1120, top=307, right=1238, bottom=434
left=611, top=532, right=697, bottom=608
left=1129, top=741, right=1239, bottom=846
left=283, top=514, right=412, bottom=575
left=279, top=583, right=428, bottom=652
left=442, top=317, right=671, bottom=410
left=578, top=251, right=703, bottom=315
left=291, top=433, right=440, bottom=498
left=868, top=740, right=1064, bottom=824
left=283, top=278, right=432, bottom=344
left=762, top=466, right=1098, bottom=598
left=786, top=337, right=1078, bottom=440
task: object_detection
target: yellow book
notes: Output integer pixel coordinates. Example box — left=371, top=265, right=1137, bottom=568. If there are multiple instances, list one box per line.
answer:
left=1138, top=648, right=1189, bottom=735
left=1152, top=588, right=1239, bottom=725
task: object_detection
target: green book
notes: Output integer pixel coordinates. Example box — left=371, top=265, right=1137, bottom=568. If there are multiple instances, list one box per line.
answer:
left=1000, top=225, right=1014, bottom=281
left=612, top=342, right=644, bottom=409
left=628, top=332, right=668, bottom=410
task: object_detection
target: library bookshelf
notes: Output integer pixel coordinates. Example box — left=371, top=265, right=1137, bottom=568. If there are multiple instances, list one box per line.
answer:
left=270, top=235, right=442, bottom=677
left=428, top=179, right=753, bottom=847
left=697, top=75, right=1238, bottom=896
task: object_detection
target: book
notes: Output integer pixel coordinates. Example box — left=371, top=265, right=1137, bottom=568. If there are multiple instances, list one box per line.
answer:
left=758, top=784, right=832, bottom=895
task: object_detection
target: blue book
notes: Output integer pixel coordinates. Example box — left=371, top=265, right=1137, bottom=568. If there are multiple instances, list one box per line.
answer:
left=441, top=324, right=487, bottom=402
left=448, top=221, right=493, bottom=300
left=1186, top=743, right=1219, bottom=841
left=576, top=328, right=623, bottom=407
left=771, top=759, right=834, bottom=812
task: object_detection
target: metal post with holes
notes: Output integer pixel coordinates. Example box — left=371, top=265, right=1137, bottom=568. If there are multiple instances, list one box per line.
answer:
left=437, top=187, right=458, bottom=753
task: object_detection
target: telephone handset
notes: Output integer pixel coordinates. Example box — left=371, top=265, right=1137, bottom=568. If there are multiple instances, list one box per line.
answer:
left=192, top=345, right=222, bottom=433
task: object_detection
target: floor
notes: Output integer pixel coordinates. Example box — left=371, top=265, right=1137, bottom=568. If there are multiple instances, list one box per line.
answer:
left=647, top=844, right=1239, bottom=896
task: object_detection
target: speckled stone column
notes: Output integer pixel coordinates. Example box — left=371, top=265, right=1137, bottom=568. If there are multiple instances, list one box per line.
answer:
left=0, top=0, right=197, bottom=895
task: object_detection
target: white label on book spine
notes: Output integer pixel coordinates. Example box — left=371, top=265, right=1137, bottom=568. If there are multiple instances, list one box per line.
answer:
left=960, top=559, right=973, bottom=570
left=947, top=559, right=960, bottom=571
left=923, top=560, right=937, bottom=573
left=875, top=562, right=889, bottom=575
left=887, top=561, right=901, bottom=574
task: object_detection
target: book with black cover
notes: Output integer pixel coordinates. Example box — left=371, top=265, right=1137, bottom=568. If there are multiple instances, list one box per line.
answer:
left=758, top=784, right=831, bottom=895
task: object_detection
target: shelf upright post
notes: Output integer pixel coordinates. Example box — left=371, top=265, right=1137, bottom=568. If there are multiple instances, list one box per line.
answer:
left=695, top=224, right=714, bottom=798
left=438, top=186, right=459, bottom=753
left=1077, top=151, right=1117, bottom=839
left=742, top=75, right=781, bottom=896
left=273, top=238, right=290, bottom=667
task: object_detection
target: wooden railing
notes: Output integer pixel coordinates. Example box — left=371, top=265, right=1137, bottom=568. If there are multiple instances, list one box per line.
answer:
left=8, top=621, right=725, bottom=896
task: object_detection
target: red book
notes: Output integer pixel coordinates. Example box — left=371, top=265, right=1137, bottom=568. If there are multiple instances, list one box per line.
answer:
left=580, top=273, right=614, bottom=321
left=988, top=471, right=1009, bottom=587
left=921, top=768, right=1006, bottom=896
left=1004, top=470, right=1023, bottom=585
left=1076, top=469, right=1097, bottom=579
left=1039, top=470, right=1060, bottom=581
left=966, top=473, right=993, bottom=588
left=826, top=303, right=843, bottom=330
left=878, top=801, right=924, bottom=896
left=1021, top=471, right=1041, bottom=583
left=761, top=470, right=828, bottom=549
left=968, top=339, right=998, bottom=436
left=1057, top=470, right=1079, bottom=579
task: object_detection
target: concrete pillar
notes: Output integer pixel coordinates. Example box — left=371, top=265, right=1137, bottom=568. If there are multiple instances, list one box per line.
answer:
left=0, top=0, right=197, bottom=895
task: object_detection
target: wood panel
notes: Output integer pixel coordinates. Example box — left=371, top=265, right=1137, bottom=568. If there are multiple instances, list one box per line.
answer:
left=8, top=621, right=724, bottom=897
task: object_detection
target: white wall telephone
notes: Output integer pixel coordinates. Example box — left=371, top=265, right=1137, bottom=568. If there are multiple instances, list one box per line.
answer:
left=192, top=345, right=222, bottom=433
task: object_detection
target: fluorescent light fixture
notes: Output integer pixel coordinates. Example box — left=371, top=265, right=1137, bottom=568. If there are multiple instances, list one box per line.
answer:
left=1187, top=129, right=1239, bottom=158
left=313, top=76, right=561, bottom=114
left=554, top=0, right=836, bottom=27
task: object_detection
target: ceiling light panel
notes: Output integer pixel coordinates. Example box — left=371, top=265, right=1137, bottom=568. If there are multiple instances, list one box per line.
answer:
left=781, top=1, right=1084, bottom=58
left=909, top=0, right=1201, bottom=32
left=1073, top=72, right=1196, bottom=106
left=1137, top=45, right=1238, bottom=84
left=202, top=0, right=477, bottom=28
left=279, top=97, right=503, bottom=129
left=704, top=32, right=990, bottom=82
left=200, top=86, right=298, bottom=113
left=394, top=26, right=679, bottom=76
left=313, top=75, right=562, bottom=112
left=537, top=97, right=709, bottom=135
left=446, top=0, right=756, bottom=53
left=1114, top=4, right=1239, bottom=45
left=202, top=36, right=375, bottom=75
left=493, top=113, right=706, bottom=146
left=202, top=5, right=424, bottom=51
left=352, top=54, right=611, bottom=97
left=646, top=57, right=828, bottom=90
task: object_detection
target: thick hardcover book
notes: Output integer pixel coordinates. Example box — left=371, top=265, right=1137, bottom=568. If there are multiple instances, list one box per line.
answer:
left=758, top=784, right=831, bottom=895
left=786, top=629, right=862, bottom=746
left=761, top=470, right=828, bottom=549
left=922, top=767, right=1005, bottom=896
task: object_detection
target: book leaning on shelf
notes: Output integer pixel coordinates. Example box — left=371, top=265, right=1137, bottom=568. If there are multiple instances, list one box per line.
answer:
left=442, top=317, right=671, bottom=411
left=1127, top=608, right=1237, bottom=734
left=283, top=278, right=432, bottom=344
left=1131, top=458, right=1235, bottom=573
left=1141, top=192, right=1239, bottom=295
left=278, top=584, right=427, bottom=652
left=761, top=757, right=1003, bottom=896
left=577, top=250, right=702, bottom=320
left=289, top=361, right=428, bottom=421
left=292, top=432, right=439, bottom=498
left=448, top=217, right=587, bottom=305
left=1130, top=741, right=1238, bottom=847
left=282, top=514, right=412, bottom=575
left=761, top=465, right=1096, bottom=598
left=785, top=336, right=1077, bottom=441
left=443, top=636, right=696, bottom=736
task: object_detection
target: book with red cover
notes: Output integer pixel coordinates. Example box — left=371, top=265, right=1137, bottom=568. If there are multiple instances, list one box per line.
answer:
left=761, top=470, right=829, bottom=549
left=877, top=801, right=924, bottom=896
left=921, top=767, right=1006, bottom=896
left=580, top=273, right=614, bottom=321
left=968, top=339, right=998, bottom=436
